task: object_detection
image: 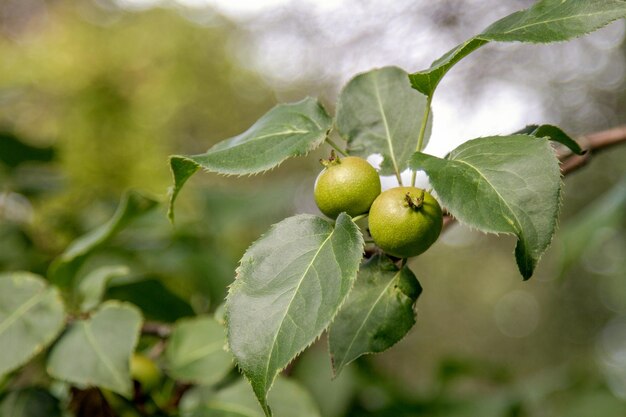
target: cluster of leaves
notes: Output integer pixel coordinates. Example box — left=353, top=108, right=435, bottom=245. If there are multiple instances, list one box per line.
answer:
left=0, top=190, right=321, bottom=416
left=167, top=0, right=626, bottom=415
left=2, top=1, right=626, bottom=416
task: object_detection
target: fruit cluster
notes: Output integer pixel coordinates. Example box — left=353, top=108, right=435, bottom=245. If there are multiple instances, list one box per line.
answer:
left=314, top=153, right=443, bottom=258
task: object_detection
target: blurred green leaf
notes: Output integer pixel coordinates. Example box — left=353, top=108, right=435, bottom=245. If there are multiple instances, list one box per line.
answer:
left=409, top=0, right=626, bottom=96
left=411, top=135, right=561, bottom=279
left=180, top=377, right=321, bottom=417
left=164, top=316, right=232, bottom=385
left=226, top=213, right=363, bottom=415
left=0, top=387, right=61, bottom=417
left=0, top=132, right=55, bottom=169
left=336, top=66, right=432, bottom=179
left=78, top=265, right=129, bottom=312
left=0, top=272, right=65, bottom=378
left=47, top=301, right=142, bottom=398
left=168, top=97, right=332, bottom=222
left=292, top=345, right=358, bottom=417
left=48, top=190, right=158, bottom=290
left=106, top=279, right=194, bottom=322
left=329, top=255, right=421, bottom=376
left=560, top=175, right=626, bottom=271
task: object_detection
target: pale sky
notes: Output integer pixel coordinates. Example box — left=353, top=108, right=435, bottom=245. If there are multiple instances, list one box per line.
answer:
left=118, top=0, right=625, bottom=168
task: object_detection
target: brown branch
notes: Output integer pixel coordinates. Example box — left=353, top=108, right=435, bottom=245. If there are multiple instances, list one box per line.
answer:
left=441, top=124, right=626, bottom=230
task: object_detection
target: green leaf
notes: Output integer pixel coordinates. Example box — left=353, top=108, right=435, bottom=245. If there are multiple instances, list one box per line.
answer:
left=48, top=190, right=158, bottom=290
left=165, top=316, right=233, bottom=385
left=225, top=213, right=363, bottom=416
left=409, top=38, right=487, bottom=97
left=0, top=387, right=61, bottom=417
left=336, top=66, right=432, bottom=179
left=410, top=135, right=561, bottom=279
left=514, top=124, right=585, bottom=155
left=291, top=346, right=357, bottom=417
left=47, top=301, right=142, bottom=398
left=179, top=377, right=321, bottom=417
left=560, top=175, right=626, bottom=272
left=481, top=0, right=626, bottom=42
left=105, top=278, right=195, bottom=322
left=168, top=97, right=332, bottom=222
left=0, top=272, right=65, bottom=377
left=78, top=265, right=129, bottom=312
left=410, top=0, right=626, bottom=97
left=329, top=255, right=421, bottom=376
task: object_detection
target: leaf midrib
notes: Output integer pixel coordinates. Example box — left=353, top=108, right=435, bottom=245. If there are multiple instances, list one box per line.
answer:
left=0, top=290, right=47, bottom=337
left=83, top=320, right=127, bottom=390
left=335, top=269, right=401, bottom=370
left=209, top=128, right=312, bottom=154
left=453, top=158, right=523, bottom=236
left=487, top=8, right=622, bottom=37
left=262, top=229, right=335, bottom=390
left=372, top=73, right=401, bottom=179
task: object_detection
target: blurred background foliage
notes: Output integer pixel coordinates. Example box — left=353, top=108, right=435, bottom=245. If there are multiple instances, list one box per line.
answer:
left=0, top=0, right=625, bottom=416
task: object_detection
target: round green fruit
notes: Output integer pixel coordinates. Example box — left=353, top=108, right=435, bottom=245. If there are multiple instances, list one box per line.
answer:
left=368, top=186, right=443, bottom=258
left=130, top=353, right=162, bottom=391
left=314, top=156, right=381, bottom=218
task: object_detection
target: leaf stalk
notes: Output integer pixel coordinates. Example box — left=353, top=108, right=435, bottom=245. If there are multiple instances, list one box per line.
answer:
left=411, top=94, right=433, bottom=187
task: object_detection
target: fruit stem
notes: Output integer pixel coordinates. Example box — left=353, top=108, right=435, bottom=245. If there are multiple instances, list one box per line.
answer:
left=326, top=137, right=348, bottom=157
left=352, top=213, right=368, bottom=222
left=411, top=95, right=433, bottom=187
left=319, top=150, right=341, bottom=167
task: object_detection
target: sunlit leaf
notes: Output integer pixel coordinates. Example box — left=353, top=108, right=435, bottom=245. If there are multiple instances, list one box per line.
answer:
left=410, top=0, right=626, bottom=97
left=48, top=190, right=158, bottom=290
left=180, top=377, right=321, bottom=417
left=329, top=255, right=421, bottom=376
left=47, top=301, right=142, bottom=398
left=226, top=213, right=363, bottom=416
left=168, top=97, right=332, bottom=222
left=336, top=66, right=431, bottom=180
left=165, top=316, right=233, bottom=385
left=0, top=272, right=65, bottom=377
left=411, top=135, right=561, bottom=279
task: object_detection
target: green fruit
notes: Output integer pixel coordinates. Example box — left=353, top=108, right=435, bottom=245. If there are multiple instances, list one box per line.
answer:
left=368, top=187, right=443, bottom=258
left=130, top=353, right=161, bottom=391
left=314, top=155, right=381, bottom=218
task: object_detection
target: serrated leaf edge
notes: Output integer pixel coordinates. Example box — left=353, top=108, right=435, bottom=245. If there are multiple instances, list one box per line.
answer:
left=328, top=263, right=420, bottom=377
left=224, top=213, right=364, bottom=416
